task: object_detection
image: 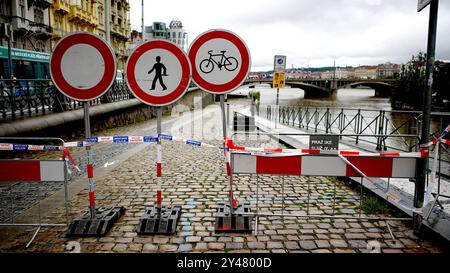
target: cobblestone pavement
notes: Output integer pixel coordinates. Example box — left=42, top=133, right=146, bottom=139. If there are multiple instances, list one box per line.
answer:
left=0, top=104, right=212, bottom=222
left=0, top=100, right=445, bottom=253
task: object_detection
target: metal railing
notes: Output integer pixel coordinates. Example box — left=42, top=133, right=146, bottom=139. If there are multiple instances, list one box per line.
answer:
left=0, top=79, right=133, bottom=122
left=263, top=105, right=450, bottom=152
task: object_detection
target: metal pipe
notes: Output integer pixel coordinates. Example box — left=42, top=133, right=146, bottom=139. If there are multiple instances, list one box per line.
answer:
left=84, top=102, right=95, bottom=219
left=255, top=174, right=259, bottom=236
left=105, top=0, right=111, bottom=43
left=281, top=176, right=285, bottom=220
left=25, top=226, right=41, bottom=248
left=141, top=0, right=144, bottom=43
left=415, top=0, right=439, bottom=217
left=220, top=95, right=234, bottom=214
left=0, top=223, right=67, bottom=227
left=306, top=177, right=310, bottom=215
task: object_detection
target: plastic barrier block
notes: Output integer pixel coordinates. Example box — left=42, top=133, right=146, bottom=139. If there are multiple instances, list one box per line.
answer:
left=65, top=206, right=125, bottom=237
left=215, top=204, right=252, bottom=233
left=137, top=205, right=181, bottom=235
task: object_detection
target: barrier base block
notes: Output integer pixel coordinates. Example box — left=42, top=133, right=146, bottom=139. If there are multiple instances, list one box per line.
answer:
left=137, top=205, right=181, bottom=235
left=215, top=204, right=252, bottom=233
left=65, top=206, right=125, bottom=237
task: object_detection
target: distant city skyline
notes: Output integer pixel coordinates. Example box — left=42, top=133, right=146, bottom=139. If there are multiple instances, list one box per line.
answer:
left=129, top=0, right=450, bottom=71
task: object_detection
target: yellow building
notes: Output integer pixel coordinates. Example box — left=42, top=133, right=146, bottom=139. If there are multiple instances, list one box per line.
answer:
left=50, top=0, right=130, bottom=70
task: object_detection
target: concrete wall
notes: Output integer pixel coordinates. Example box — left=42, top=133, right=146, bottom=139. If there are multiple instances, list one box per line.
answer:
left=0, top=88, right=214, bottom=139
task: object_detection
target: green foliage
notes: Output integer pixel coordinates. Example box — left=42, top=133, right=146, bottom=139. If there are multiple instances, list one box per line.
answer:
left=392, top=52, right=427, bottom=110
left=434, top=61, right=450, bottom=110
left=359, top=195, right=386, bottom=215
left=248, top=90, right=261, bottom=102
left=392, top=52, right=450, bottom=111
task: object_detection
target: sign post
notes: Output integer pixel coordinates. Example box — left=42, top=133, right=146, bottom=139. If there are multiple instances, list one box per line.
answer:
left=415, top=0, right=439, bottom=233
left=273, top=55, right=286, bottom=128
left=50, top=32, right=125, bottom=236
left=126, top=39, right=191, bottom=234
left=188, top=29, right=251, bottom=232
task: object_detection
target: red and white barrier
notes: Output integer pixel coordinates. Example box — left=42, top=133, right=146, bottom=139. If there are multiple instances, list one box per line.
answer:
left=225, top=138, right=427, bottom=158
left=0, top=160, right=66, bottom=182
left=230, top=153, right=417, bottom=178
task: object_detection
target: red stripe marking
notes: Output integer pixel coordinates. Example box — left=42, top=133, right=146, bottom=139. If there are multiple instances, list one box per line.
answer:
left=256, top=156, right=302, bottom=175
left=442, top=139, right=450, bottom=145
left=226, top=162, right=231, bottom=176
left=89, top=191, right=95, bottom=207
left=233, top=146, right=245, bottom=151
left=0, top=161, right=41, bottom=182
left=264, top=148, right=283, bottom=153
left=340, top=151, right=359, bottom=156
left=346, top=157, right=393, bottom=177
left=224, top=138, right=234, bottom=148
left=379, top=152, right=400, bottom=157
left=420, top=148, right=429, bottom=158
left=157, top=190, right=162, bottom=205
left=157, top=162, right=162, bottom=177
left=301, top=149, right=320, bottom=154
left=233, top=198, right=238, bottom=209
left=87, top=164, right=94, bottom=179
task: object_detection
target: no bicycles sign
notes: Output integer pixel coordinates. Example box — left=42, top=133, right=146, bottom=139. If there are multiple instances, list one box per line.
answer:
left=188, top=29, right=251, bottom=94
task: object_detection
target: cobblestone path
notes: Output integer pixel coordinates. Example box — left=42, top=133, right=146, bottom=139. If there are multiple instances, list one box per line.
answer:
left=0, top=101, right=444, bottom=253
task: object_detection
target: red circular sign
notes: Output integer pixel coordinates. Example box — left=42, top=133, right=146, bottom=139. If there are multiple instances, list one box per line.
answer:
left=50, top=32, right=116, bottom=101
left=188, top=29, right=251, bottom=94
left=126, top=40, right=191, bottom=107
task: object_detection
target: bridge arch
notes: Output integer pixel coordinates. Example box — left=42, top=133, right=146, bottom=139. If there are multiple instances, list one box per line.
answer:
left=343, top=81, right=394, bottom=97
left=241, top=78, right=394, bottom=97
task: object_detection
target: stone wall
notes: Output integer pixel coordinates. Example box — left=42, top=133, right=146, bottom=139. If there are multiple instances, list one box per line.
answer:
left=0, top=89, right=214, bottom=140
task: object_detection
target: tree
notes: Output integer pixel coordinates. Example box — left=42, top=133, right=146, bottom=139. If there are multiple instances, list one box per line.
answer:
left=392, top=52, right=450, bottom=111
left=392, top=52, right=427, bottom=110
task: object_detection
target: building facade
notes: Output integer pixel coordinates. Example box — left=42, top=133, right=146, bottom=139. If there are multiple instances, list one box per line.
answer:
left=50, top=0, right=131, bottom=70
left=2, top=0, right=52, bottom=53
left=168, top=20, right=187, bottom=51
left=96, top=0, right=130, bottom=70
left=0, top=0, right=52, bottom=78
left=377, top=62, right=400, bottom=78
left=143, top=20, right=188, bottom=51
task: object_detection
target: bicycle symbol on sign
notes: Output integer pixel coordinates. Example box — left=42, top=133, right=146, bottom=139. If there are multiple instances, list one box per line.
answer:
left=199, top=50, right=239, bottom=74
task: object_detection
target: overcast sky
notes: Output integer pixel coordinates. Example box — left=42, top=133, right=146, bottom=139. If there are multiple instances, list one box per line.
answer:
left=129, top=0, right=450, bottom=71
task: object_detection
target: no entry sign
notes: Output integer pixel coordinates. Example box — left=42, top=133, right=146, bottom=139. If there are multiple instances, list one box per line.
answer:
left=188, top=29, right=251, bottom=94
left=126, top=40, right=191, bottom=106
left=50, top=32, right=116, bottom=101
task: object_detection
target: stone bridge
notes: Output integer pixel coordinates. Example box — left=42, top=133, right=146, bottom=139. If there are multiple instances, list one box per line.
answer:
left=243, top=78, right=395, bottom=98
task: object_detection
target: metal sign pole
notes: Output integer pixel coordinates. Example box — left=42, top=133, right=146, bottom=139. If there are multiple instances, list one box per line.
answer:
left=415, top=0, right=439, bottom=231
left=156, top=107, right=163, bottom=210
left=275, top=88, right=279, bottom=129
left=84, top=102, right=95, bottom=219
left=220, top=94, right=234, bottom=214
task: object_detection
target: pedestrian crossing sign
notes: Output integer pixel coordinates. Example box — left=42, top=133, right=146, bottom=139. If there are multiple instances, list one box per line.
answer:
left=273, top=72, right=285, bottom=88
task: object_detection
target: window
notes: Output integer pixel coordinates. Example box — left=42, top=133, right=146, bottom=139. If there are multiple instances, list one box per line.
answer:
left=19, top=0, right=25, bottom=21
left=34, top=8, right=44, bottom=24
left=178, top=32, right=181, bottom=38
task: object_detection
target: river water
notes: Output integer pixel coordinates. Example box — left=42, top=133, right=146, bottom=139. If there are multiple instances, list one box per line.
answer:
left=232, top=84, right=449, bottom=152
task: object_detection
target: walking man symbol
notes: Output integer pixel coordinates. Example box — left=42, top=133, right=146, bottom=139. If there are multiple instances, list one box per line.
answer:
left=148, top=56, right=167, bottom=91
